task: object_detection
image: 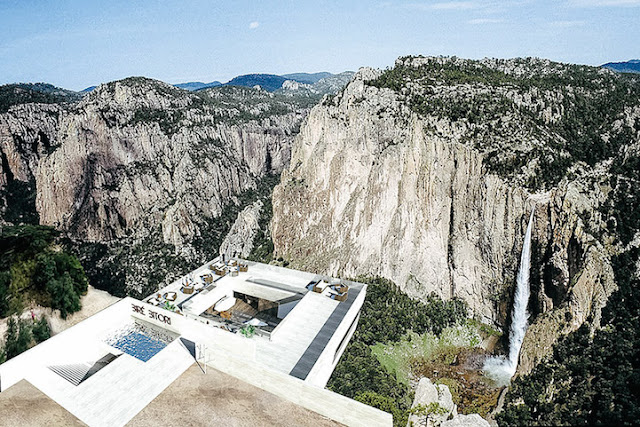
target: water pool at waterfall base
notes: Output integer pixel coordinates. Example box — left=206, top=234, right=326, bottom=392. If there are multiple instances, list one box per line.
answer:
left=483, top=355, right=516, bottom=387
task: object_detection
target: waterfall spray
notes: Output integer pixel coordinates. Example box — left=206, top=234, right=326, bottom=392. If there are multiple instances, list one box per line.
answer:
left=484, top=209, right=535, bottom=385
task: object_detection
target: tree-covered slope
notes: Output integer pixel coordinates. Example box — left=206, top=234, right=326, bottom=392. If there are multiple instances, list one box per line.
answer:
left=0, top=225, right=88, bottom=319
left=0, top=83, right=81, bottom=113
left=367, top=56, right=640, bottom=190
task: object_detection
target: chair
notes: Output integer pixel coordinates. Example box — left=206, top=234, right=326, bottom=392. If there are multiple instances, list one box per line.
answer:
left=313, top=282, right=327, bottom=293
left=238, top=263, right=248, bottom=272
left=334, top=283, right=348, bottom=293
left=334, top=290, right=349, bottom=302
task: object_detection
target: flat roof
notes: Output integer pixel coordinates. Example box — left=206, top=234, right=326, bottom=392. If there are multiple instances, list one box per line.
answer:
left=0, top=380, right=85, bottom=427
left=127, top=364, right=342, bottom=427
left=150, top=257, right=366, bottom=379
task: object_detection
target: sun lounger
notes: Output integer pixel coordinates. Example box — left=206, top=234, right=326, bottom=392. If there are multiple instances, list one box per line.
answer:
left=334, top=291, right=348, bottom=302
left=163, top=292, right=177, bottom=301
left=313, top=281, right=328, bottom=293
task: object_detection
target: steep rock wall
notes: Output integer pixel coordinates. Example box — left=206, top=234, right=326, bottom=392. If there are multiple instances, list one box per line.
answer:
left=272, top=72, right=532, bottom=323
left=0, top=104, right=60, bottom=187
left=271, top=70, right=617, bottom=369
left=2, top=79, right=301, bottom=254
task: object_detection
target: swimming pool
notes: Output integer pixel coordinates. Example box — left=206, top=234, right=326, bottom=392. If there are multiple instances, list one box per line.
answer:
left=104, top=321, right=177, bottom=362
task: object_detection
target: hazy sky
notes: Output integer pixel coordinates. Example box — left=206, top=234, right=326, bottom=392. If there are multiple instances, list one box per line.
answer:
left=0, top=0, right=638, bottom=90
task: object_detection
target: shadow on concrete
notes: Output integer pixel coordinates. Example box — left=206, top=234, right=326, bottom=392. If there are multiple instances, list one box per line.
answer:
left=179, top=338, right=196, bottom=358
left=179, top=338, right=207, bottom=373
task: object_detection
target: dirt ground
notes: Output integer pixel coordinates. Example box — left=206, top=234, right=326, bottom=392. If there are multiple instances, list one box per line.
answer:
left=127, top=364, right=342, bottom=427
left=0, top=379, right=86, bottom=426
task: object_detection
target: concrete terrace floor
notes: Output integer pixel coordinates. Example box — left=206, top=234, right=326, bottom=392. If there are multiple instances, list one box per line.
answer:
left=127, top=363, right=342, bottom=427
left=0, top=380, right=86, bottom=426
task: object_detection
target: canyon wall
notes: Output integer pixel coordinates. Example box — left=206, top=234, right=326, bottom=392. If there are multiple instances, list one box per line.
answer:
left=271, top=65, right=619, bottom=371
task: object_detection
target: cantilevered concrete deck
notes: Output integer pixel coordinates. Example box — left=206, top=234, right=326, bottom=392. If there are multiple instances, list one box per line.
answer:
left=290, top=283, right=363, bottom=380
left=0, top=259, right=386, bottom=426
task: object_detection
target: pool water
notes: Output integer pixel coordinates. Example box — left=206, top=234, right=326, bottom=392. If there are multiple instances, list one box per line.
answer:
left=105, top=321, right=176, bottom=362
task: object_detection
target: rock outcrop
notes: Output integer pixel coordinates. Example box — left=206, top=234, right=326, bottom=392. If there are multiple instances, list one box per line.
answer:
left=32, top=79, right=298, bottom=247
left=219, top=200, right=263, bottom=258
left=441, top=414, right=490, bottom=427
left=408, top=378, right=457, bottom=427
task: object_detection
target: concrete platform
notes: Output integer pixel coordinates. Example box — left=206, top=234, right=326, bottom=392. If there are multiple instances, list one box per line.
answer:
left=0, top=380, right=86, bottom=426
left=127, top=364, right=342, bottom=427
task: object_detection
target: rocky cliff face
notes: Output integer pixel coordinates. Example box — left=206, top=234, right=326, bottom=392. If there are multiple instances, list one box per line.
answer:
left=34, top=80, right=298, bottom=245
left=219, top=200, right=263, bottom=259
left=272, top=71, right=530, bottom=323
left=0, top=78, right=319, bottom=295
left=272, top=57, right=638, bottom=371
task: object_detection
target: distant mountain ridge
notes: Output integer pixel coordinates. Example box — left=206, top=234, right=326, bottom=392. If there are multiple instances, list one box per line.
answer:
left=0, top=83, right=81, bottom=113
left=179, top=71, right=348, bottom=92
left=173, top=81, right=222, bottom=91
left=4, top=71, right=351, bottom=96
left=281, top=72, right=333, bottom=85
left=224, top=74, right=287, bottom=91
left=602, top=59, right=640, bottom=74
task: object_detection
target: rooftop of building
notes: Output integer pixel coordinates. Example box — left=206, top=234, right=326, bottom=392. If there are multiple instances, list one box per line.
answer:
left=145, top=256, right=366, bottom=379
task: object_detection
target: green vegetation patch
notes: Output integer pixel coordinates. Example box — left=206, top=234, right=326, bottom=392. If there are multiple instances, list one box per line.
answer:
left=0, top=83, right=80, bottom=113
left=0, top=225, right=88, bottom=319
left=327, top=277, right=468, bottom=427
left=371, top=323, right=482, bottom=385
left=0, top=315, right=51, bottom=363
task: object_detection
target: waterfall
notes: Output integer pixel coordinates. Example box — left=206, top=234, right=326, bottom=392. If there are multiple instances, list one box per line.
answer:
left=484, top=209, right=535, bottom=386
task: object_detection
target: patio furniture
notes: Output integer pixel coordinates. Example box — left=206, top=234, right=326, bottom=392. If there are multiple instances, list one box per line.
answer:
left=214, top=266, right=227, bottom=276
left=164, top=292, right=177, bottom=301
left=214, top=296, right=236, bottom=312
left=313, top=281, right=327, bottom=293
left=230, top=266, right=239, bottom=277
left=331, top=283, right=348, bottom=293
left=209, top=262, right=224, bottom=271
left=334, top=290, right=349, bottom=302
left=182, top=285, right=194, bottom=295
left=238, top=263, right=248, bottom=272
left=201, top=274, right=214, bottom=284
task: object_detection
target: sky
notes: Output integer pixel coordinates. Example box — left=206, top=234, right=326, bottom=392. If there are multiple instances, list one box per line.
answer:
left=0, top=0, right=638, bottom=91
